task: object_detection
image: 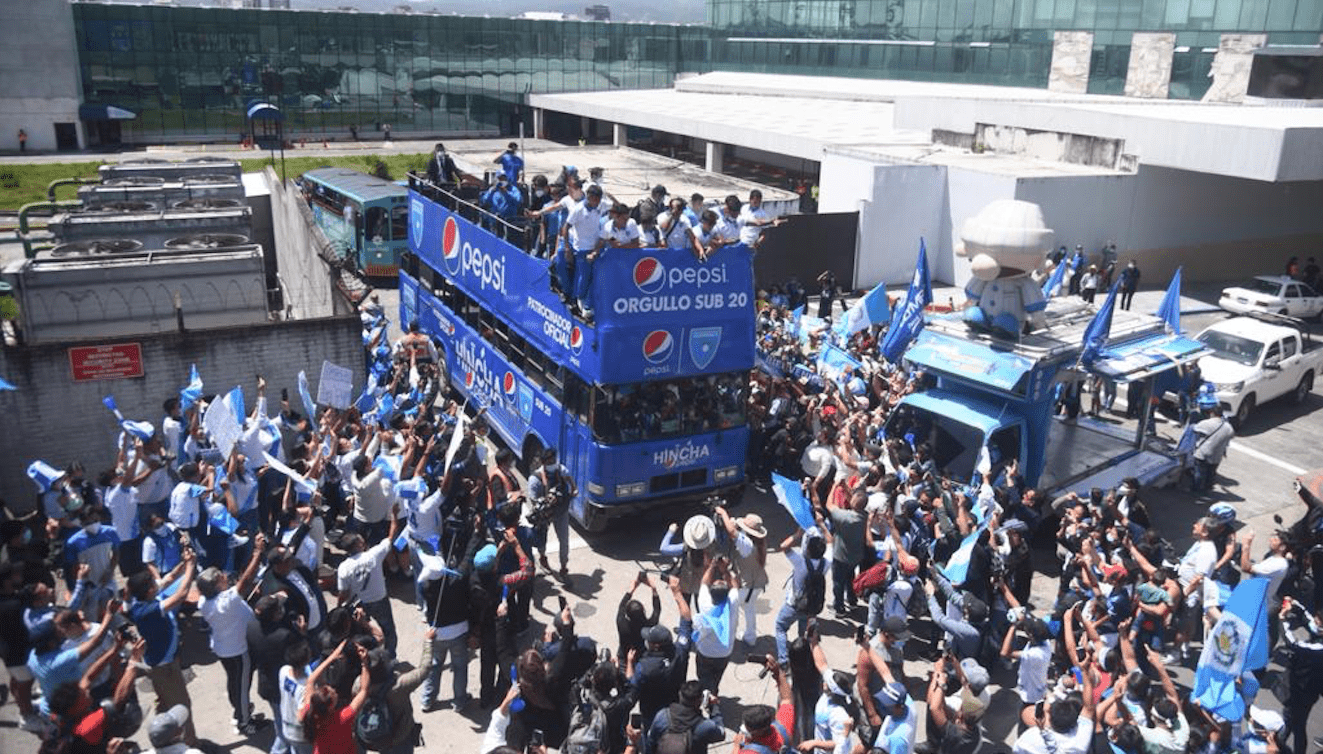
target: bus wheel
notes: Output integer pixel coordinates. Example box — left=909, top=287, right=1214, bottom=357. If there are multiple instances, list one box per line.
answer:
left=518, top=436, right=543, bottom=476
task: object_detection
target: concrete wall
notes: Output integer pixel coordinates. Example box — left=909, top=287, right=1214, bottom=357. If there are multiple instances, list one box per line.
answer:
left=1125, top=33, right=1176, bottom=99
left=0, top=0, right=82, bottom=151
left=267, top=169, right=351, bottom=320
left=1015, top=164, right=1323, bottom=286
left=0, top=316, right=365, bottom=497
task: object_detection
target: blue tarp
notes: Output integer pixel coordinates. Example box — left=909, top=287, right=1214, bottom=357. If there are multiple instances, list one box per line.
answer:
left=1090, top=333, right=1209, bottom=382
left=905, top=330, right=1037, bottom=395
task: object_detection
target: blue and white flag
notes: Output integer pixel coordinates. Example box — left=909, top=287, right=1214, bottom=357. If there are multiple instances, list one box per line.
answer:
left=395, top=477, right=427, bottom=500
left=771, top=472, right=816, bottom=530
left=0, top=376, right=14, bottom=391
left=1156, top=267, right=1183, bottom=335
left=940, top=523, right=987, bottom=586
left=180, top=365, right=203, bottom=411
left=880, top=239, right=932, bottom=363
left=354, top=372, right=380, bottom=414
left=1176, top=421, right=1196, bottom=456
left=373, top=454, right=402, bottom=482
left=1193, top=576, right=1270, bottom=721
left=208, top=506, right=241, bottom=535
left=789, top=305, right=805, bottom=337
left=1041, top=253, right=1079, bottom=299
left=838, top=283, right=891, bottom=337
left=817, top=343, right=863, bottom=382
left=297, top=370, right=318, bottom=421
left=121, top=420, right=156, bottom=441
left=226, top=386, right=246, bottom=425
left=27, top=460, right=64, bottom=493
left=1080, top=280, right=1121, bottom=366
left=102, top=395, right=124, bottom=421
left=261, top=452, right=318, bottom=496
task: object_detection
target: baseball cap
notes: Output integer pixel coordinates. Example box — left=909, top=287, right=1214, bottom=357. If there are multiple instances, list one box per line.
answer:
left=646, top=625, right=672, bottom=646
left=959, top=658, right=989, bottom=694
left=1000, top=519, right=1028, bottom=534
left=881, top=616, right=911, bottom=641
left=875, top=682, right=907, bottom=708
left=473, top=543, right=498, bottom=572
left=148, top=704, right=190, bottom=747
left=1249, top=705, right=1285, bottom=733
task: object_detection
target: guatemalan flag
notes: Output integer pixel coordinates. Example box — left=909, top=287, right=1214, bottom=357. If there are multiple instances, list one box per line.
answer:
left=940, top=523, right=987, bottom=586
left=838, top=282, right=891, bottom=337
left=771, top=472, right=816, bottom=530
left=880, top=239, right=932, bottom=363
left=1193, top=576, right=1270, bottom=721
left=1080, top=279, right=1120, bottom=366
left=1156, top=267, right=1183, bottom=335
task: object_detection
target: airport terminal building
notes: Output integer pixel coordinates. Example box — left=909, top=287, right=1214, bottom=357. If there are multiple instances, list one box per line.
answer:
left=4, top=0, right=1323, bottom=287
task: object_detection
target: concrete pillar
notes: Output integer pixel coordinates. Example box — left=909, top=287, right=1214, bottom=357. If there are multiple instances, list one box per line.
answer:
left=1047, top=31, right=1093, bottom=94
left=704, top=140, right=724, bottom=173
left=532, top=108, right=544, bottom=139
left=579, top=116, right=590, bottom=145
left=1124, top=32, right=1176, bottom=99
left=612, top=122, right=627, bottom=147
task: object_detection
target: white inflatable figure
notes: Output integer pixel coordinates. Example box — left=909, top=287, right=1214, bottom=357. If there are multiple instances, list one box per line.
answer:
left=957, top=200, right=1055, bottom=339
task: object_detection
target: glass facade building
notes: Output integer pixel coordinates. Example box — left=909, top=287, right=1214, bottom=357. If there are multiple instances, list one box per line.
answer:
left=707, top=0, right=1323, bottom=98
left=72, top=2, right=711, bottom=141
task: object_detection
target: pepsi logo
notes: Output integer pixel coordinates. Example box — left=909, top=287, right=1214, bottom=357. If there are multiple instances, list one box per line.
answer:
left=633, top=257, right=665, bottom=294
left=502, top=372, right=517, bottom=395
left=569, top=325, right=584, bottom=355
left=442, top=216, right=461, bottom=274
left=464, top=371, right=475, bottom=389
left=642, top=329, right=674, bottom=364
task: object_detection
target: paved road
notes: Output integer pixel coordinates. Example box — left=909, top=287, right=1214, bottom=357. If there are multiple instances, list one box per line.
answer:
left=3, top=285, right=1322, bottom=753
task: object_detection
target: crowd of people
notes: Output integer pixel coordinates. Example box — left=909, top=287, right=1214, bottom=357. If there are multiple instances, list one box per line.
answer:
left=2, top=196, right=1322, bottom=754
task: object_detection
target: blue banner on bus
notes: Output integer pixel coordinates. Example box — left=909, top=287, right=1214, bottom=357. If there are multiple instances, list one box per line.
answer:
left=409, top=194, right=755, bottom=384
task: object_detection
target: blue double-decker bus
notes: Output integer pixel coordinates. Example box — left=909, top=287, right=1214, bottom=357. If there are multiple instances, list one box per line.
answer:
left=402, top=174, right=755, bottom=531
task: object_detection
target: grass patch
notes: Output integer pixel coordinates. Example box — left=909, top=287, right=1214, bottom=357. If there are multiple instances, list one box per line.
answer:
left=0, top=152, right=433, bottom=211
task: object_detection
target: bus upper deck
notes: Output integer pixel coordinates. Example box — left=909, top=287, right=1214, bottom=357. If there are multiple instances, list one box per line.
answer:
left=405, top=174, right=757, bottom=387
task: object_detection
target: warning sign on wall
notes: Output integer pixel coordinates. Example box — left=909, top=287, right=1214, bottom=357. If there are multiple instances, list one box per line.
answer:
left=69, top=343, right=145, bottom=382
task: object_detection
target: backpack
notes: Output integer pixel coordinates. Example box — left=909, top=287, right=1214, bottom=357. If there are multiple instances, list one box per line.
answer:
left=793, top=558, right=826, bottom=615
left=354, top=682, right=394, bottom=750
left=655, top=722, right=696, bottom=754
left=853, top=560, right=890, bottom=598
left=563, top=689, right=608, bottom=754
left=739, top=720, right=793, bottom=754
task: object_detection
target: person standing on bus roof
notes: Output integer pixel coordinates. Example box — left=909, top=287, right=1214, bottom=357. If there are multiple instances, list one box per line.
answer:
left=738, top=190, right=783, bottom=250
left=596, top=203, right=642, bottom=253
left=561, top=184, right=606, bottom=321
left=481, top=175, right=523, bottom=222
left=494, top=142, right=523, bottom=185
left=526, top=447, right=576, bottom=580
left=660, top=198, right=704, bottom=260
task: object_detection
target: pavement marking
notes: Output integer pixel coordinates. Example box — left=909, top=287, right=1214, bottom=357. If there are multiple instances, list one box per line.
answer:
left=1229, top=440, right=1307, bottom=475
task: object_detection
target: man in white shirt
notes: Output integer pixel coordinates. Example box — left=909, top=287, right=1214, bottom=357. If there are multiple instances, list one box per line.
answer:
left=196, top=533, right=267, bottom=735
left=1011, top=676, right=1095, bottom=754
left=337, top=507, right=400, bottom=653
left=691, top=558, right=740, bottom=696
left=560, top=184, right=606, bottom=318
left=1240, top=528, right=1290, bottom=600
left=659, top=197, right=704, bottom=259
left=596, top=202, right=642, bottom=251
left=1170, top=517, right=1218, bottom=662
left=737, top=189, right=781, bottom=249
left=1001, top=616, right=1053, bottom=725
left=713, top=196, right=742, bottom=251
left=801, top=428, right=839, bottom=504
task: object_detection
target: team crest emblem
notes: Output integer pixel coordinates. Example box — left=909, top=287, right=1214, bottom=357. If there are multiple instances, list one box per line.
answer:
left=688, top=327, right=722, bottom=370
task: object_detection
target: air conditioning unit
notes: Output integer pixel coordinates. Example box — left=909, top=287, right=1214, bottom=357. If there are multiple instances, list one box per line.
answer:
left=83, top=201, right=158, bottom=214
left=172, top=197, right=243, bottom=210
left=104, top=176, right=165, bottom=187
left=163, top=233, right=251, bottom=250
left=49, top=238, right=145, bottom=257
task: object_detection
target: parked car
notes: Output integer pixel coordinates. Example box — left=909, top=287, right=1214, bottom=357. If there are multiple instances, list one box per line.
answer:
left=1196, top=315, right=1323, bottom=426
left=1219, top=275, right=1323, bottom=320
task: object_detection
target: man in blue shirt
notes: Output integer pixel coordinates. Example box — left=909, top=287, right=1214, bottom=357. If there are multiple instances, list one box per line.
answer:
left=493, top=142, right=523, bottom=185
left=63, top=509, right=120, bottom=621
left=27, top=600, right=118, bottom=715
left=126, top=544, right=198, bottom=743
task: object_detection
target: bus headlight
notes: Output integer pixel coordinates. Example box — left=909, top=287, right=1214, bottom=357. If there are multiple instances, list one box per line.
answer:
left=714, top=465, right=740, bottom=483
left=587, top=482, right=606, bottom=497
left=615, top=482, right=646, bottom=498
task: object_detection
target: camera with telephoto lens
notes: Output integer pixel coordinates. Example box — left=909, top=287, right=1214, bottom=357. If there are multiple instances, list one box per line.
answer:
left=528, top=486, right=569, bottom=528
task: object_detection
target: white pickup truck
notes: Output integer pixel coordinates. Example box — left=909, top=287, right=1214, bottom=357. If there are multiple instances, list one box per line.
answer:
left=1196, top=315, right=1323, bottom=426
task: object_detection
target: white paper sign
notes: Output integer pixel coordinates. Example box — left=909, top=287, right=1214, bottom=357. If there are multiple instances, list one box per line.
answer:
left=317, top=360, right=355, bottom=410
left=204, top=396, right=242, bottom=459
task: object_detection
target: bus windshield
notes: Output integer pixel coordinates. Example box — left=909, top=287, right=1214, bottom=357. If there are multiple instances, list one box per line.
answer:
left=591, top=372, right=748, bottom=444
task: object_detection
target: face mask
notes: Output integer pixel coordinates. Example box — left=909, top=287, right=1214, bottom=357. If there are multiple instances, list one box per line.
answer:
left=535, top=189, right=546, bottom=197
left=84, top=522, right=101, bottom=535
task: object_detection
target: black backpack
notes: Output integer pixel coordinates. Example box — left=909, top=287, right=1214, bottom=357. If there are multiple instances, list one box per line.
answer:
left=354, top=682, right=394, bottom=750
left=656, top=723, right=696, bottom=754
left=793, top=558, right=826, bottom=615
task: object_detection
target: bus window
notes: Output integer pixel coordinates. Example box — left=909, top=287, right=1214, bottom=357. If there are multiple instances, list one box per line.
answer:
left=364, top=206, right=387, bottom=243
left=565, top=373, right=590, bottom=424
left=390, top=205, right=409, bottom=241
left=590, top=372, right=749, bottom=444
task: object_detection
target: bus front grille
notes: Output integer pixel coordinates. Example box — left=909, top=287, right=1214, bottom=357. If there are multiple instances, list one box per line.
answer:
left=648, top=468, right=708, bottom=494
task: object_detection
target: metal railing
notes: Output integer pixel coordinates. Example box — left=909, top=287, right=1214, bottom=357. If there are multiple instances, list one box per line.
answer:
left=407, top=172, right=538, bottom=255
